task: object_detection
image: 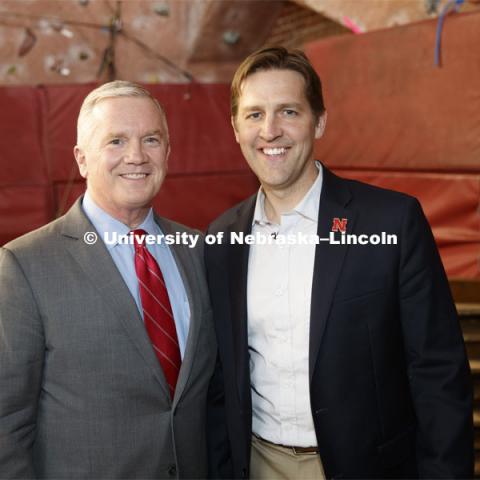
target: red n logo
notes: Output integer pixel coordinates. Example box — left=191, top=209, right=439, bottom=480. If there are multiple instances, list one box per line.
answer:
left=331, top=217, right=348, bottom=233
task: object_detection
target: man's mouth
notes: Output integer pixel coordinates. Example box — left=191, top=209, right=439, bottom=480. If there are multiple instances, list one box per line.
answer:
left=120, top=173, right=149, bottom=179
left=261, top=147, right=289, bottom=156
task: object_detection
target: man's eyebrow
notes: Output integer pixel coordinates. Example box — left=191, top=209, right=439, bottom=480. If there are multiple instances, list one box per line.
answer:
left=239, top=105, right=263, bottom=112
left=101, top=131, right=127, bottom=142
left=102, top=130, right=165, bottom=140
left=277, top=102, right=304, bottom=110
left=143, top=130, right=164, bottom=137
left=240, top=102, right=305, bottom=112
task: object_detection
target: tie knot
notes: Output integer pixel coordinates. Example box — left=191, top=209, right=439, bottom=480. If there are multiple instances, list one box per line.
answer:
left=130, top=229, right=148, bottom=250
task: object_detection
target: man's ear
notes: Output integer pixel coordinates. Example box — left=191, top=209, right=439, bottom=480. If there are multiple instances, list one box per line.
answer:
left=166, top=142, right=171, bottom=164
left=74, top=146, right=88, bottom=179
left=231, top=116, right=240, bottom=143
left=314, top=111, right=327, bottom=139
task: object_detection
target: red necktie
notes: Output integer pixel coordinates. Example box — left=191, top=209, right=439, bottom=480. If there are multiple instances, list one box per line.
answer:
left=131, top=229, right=181, bottom=399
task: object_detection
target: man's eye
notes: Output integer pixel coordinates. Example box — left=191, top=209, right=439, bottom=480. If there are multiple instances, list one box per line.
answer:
left=283, top=109, right=297, bottom=117
left=145, top=137, right=160, bottom=144
left=110, top=138, right=122, bottom=145
left=246, top=112, right=261, bottom=120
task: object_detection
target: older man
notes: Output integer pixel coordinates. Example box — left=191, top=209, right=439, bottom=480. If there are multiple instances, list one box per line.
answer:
left=206, top=47, right=473, bottom=479
left=0, top=81, right=215, bottom=479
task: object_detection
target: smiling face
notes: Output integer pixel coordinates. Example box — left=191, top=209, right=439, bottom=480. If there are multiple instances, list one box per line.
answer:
left=74, top=96, right=170, bottom=227
left=232, top=68, right=326, bottom=201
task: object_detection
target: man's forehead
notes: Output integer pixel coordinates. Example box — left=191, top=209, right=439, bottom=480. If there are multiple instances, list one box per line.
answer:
left=237, top=69, right=308, bottom=107
left=240, top=68, right=305, bottom=88
left=87, top=99, right=168, bottom=139
left=91, top=97, right=167, bottom=125
left=92, top=95, right=160, bottom=113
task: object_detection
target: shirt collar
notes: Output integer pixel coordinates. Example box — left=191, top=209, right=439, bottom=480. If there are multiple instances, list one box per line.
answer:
left=82, top=191, right=158, bottom=250
left=252, top=191, right=271, bottom=226
left=252, top=161, right=323, bottom=226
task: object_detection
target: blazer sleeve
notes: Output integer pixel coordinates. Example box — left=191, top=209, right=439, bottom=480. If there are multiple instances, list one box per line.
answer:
left=0, top=247, right=44, bottom=478
left=398, top=198, right=474, bottom=478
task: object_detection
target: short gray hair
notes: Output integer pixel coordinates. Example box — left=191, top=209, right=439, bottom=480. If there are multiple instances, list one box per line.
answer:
left=76, top=80, right=167, bottom=147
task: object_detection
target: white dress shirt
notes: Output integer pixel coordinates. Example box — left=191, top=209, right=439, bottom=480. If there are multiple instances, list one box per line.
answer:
left=248, top=162, right=323, bottom=447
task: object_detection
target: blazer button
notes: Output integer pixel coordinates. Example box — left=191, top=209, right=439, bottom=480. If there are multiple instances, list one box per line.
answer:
left=168, top=464, right=177, bottom=477
left=241, top=467, right=248, bottom=478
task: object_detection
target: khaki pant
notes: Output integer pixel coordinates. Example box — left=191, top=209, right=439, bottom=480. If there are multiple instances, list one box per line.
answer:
left=250, top=435, right=326, bottom=480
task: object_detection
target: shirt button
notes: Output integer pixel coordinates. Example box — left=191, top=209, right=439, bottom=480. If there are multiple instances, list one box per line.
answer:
left=168, top=464, right=177, bottom=477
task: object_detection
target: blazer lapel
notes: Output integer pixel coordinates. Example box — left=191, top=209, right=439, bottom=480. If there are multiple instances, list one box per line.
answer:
left=154, top=216, right=200, bottom=407
left=60, top=199, right=171, bottom=399
left=227, top=195, right=256, bottom=403
left=309, top=167, right=357, bottom=380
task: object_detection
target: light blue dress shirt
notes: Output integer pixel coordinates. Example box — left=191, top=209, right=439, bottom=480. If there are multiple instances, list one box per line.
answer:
left=82, top=192, right=190, bottom=357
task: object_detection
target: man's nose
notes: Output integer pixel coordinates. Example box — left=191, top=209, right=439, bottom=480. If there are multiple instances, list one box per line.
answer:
left=260, top=114, right=282, bottom=141
left=125, top=140, right=145, bottom=163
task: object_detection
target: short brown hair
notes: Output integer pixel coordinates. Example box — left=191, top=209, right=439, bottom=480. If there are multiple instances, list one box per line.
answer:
left=231, top=46, right=325, bottom=119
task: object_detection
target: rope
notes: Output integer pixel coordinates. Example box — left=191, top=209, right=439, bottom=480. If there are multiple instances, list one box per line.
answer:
left=435, top=0, right=465, bottom=67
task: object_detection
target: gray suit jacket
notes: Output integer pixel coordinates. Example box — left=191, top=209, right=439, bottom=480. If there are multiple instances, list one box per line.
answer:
left=0, top=198, right=216, bottom=479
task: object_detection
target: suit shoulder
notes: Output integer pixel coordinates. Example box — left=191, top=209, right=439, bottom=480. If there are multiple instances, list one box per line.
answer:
left=345, top=176, right=415, bottom=201
left=3, top=216, right=65, bottom=257
left=341, top=176, right=421, bottom=212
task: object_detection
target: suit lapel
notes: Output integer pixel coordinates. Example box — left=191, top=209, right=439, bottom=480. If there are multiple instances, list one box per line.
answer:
left=309, top=167, right=357, bottom=380
left=227, top=195, right=256, bottom=403
left=155, top=216, right=200, bottom=407
left=60, top=199, right=171, bottom=399
left=225, top=173, right=355, bottom=393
